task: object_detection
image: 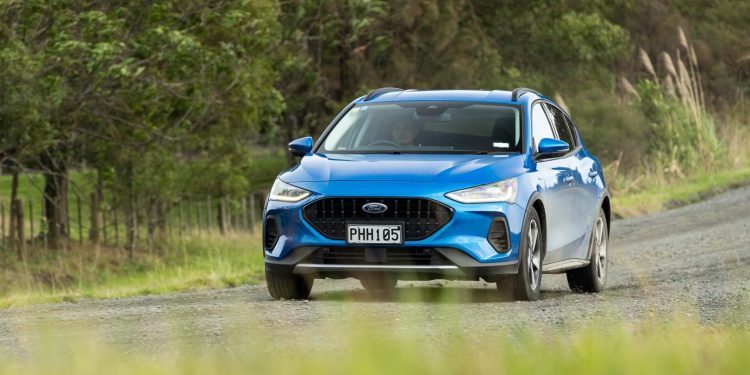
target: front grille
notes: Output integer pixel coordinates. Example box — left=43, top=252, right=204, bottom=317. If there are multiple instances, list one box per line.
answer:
left=308, top=247, right=450, bottom=266
left=302, top=198, right=453, bottom=240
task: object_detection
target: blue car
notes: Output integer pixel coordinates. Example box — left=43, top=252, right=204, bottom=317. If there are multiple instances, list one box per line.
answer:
left=263, top=88, right=610, bottom=301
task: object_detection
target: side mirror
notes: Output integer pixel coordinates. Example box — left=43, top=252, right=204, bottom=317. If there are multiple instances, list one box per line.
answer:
left=537, top=138, right=570, bottom=157
left=288, top=136, right=313, bottom=157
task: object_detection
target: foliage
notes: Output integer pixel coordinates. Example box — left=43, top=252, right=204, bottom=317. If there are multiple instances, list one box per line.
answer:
left=0, top=0, right=749, bottom=251
left=637, top=81, right=723, bottom=173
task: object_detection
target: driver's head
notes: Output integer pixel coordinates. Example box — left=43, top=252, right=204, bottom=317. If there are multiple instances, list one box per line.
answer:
left=392, top=120, right=417, bottom=146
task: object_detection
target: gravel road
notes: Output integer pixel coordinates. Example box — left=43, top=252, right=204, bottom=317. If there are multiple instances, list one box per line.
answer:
left=1, top=186, right=749, bottom=355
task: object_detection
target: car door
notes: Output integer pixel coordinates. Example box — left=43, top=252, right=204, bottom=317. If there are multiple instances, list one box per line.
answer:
left=545, top=104, right=594, bottom=259
left=530, top=102, right=576, bottom=264
left=566, top=114, right=601, bottom=258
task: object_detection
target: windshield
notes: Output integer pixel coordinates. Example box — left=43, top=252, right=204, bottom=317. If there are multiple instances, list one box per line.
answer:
left=320, top=101, right=521, bottom=154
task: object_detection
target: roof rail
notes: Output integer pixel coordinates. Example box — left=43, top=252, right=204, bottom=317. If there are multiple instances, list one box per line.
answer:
left=364, top=87, right=404, bottom=101
left=511, top=87, right=541, bottom=101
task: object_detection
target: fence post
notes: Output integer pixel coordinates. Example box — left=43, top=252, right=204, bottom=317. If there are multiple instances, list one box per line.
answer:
left=126, top=195, right=136, bottom=257
left=250, top=194, right=258, bottom=232
left=195, top=199, right=203, bottom=232
left=1, top=202, right=5, bottom=246
left=14, top=199, right=24, bottom=261
left=41, top=197, right=47, bottom=249
left=178, top=200, right=184, bottom=237
left=241, top=197, right=248, bottom=231
left=28, top=199, right=34, bottom=247
left=77, top=195, right=83, bottom=247
left=102, top=203, right=108, bottom=244
left=9, top=200, right=16, bottom=252
left=218, top=197, right=227, bottom=235
left=206, top=195, right=213, bottom=231
left=89, top=192, right=99, bottom=244
left=113, top=198, right=119, bottom=247
left=186, top=196, right=193, bottom=232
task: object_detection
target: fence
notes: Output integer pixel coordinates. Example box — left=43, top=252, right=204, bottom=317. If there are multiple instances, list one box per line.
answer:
left=0, top=190, right=268, bottom=257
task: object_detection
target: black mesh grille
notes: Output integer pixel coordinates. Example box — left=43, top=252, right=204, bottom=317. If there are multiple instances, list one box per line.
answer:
left=309, top=247, right=449, bottom=266
left=264, top=217, right=280, bottom=250
left=488, top=217, right=510, bottom=252
left=302, top=198, right=452, bottom=240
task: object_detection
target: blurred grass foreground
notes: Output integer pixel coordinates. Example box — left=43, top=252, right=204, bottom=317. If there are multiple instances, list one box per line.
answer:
left=1, top=318, right=748, bottom=374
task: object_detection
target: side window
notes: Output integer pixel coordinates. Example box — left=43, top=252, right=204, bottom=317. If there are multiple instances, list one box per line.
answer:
left=564, top=116, right=580, bottom=147
left=544, top=104, right=576, bottom=148
left=531, top=103, right=556, bottom=152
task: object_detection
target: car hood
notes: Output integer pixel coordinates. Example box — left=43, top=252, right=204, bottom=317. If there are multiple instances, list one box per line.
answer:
left=280, top=153, right=527, bottom=185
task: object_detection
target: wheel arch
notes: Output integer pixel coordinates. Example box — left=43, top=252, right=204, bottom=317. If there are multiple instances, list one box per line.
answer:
left=600, top=193, right=611, bottom=235
left=526, top=194, right=547, bottom=258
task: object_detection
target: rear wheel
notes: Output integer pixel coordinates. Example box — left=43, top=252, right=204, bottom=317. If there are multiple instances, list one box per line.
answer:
left=497, top=208, right=543, bottom=301
left=266, top=270, right=313, bottom=300
left=567, top=208, right=608, bottom=293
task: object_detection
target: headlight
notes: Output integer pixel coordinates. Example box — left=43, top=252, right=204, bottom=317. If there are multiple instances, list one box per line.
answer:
left=445, top=178, right=518, bottom=204
left=269, top=179, right=311, bottom=202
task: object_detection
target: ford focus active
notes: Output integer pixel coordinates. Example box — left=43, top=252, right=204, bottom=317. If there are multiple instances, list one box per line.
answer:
left=263, top=88, right=610, bottom=301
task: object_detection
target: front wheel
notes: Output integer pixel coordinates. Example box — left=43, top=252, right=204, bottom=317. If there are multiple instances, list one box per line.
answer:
left=497, top=208, right=543, bottom=301
left=567, top=208, right=608, bottom=293
left=266, top=270, right=313, bottom=300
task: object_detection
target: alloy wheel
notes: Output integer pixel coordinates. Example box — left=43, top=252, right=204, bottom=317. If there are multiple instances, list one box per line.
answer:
left=527, top=219, right=541, bottom=290
left=594, top=217, right=607, bottom=282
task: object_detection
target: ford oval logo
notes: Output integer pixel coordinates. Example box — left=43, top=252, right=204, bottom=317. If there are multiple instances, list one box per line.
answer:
left=362, top=202, right=388, bottom=214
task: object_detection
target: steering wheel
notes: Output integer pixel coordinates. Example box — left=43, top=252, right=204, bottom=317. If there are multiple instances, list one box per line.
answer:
left=367, top=140, right=402, bottom=148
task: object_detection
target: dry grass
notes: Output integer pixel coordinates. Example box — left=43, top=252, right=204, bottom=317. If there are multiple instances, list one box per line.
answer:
left=0, top=230, right=264, bottom=307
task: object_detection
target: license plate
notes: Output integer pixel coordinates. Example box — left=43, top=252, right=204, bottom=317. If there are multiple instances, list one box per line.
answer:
left=346, top=223, right=403, bottom=244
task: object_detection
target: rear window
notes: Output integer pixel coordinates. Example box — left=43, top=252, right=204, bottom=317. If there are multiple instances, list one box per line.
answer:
left=320, top=101, right=522, bottom=154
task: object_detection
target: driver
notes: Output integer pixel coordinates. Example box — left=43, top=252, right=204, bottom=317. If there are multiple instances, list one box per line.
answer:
left=391, top=120, right=418, bottom=146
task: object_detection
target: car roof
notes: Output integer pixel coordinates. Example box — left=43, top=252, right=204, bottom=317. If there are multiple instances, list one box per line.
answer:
left=354, top=89, right=551, bottom=105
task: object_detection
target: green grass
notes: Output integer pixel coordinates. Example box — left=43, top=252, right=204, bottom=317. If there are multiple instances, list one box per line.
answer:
left=0, top=231, right=264, bottom=308
left=613, top=166, right=750, bottom=218
left=1, top=318, right=748, bottom=374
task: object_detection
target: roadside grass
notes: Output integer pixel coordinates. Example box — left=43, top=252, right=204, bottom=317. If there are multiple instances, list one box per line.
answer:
left=612, top=166, right=750, bottom=218
left=0, top=231, right=264, bottom=308
left=1, top=318, right=749, bottom=374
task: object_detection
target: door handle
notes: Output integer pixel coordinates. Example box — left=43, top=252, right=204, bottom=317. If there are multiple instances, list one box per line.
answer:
left=588, top=170, right=598, bottom=178
left=564, top=175, right=574, bottom=184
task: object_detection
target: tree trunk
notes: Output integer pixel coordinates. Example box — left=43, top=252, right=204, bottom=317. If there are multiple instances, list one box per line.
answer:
left=123, top=162, right=136, bottom=257
left=42, top=153, right=69, bottom=250
left=89, top=192, right=99, bottom=244
left=13, top=199, right=24, bottom=261
left=9, top=170, right=18, bottom=251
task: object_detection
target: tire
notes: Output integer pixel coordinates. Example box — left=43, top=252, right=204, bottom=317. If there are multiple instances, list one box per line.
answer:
left=360, top=275, right=398, bottom=294
left=567, top=207, right=609, bottom=293
left=265, top=270, right=313, bottom=300
left=497, top=208, right=543, bottom=301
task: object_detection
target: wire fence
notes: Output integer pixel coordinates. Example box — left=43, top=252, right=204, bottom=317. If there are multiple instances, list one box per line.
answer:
left=0, top=190, right=269, bottom=257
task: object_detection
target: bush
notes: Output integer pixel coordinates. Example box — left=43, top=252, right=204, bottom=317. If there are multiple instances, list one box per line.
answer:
left=637, top=81, right=724, bottom=174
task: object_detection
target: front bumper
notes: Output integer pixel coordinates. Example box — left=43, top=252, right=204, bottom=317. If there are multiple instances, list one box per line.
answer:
left=263, top=180, right=525, bottom=280
left=265, top=246, right=519, bottom=281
